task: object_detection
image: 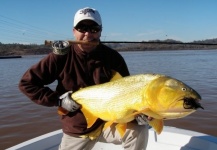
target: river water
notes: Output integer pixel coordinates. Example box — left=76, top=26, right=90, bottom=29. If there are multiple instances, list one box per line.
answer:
left=1, top=50, right=217, bottom=149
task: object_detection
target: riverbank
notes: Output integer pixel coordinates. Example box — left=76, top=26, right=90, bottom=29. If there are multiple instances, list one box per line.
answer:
left=1, top=39, right=217, bottom=56
left=0, top=55, right=22, bottom=59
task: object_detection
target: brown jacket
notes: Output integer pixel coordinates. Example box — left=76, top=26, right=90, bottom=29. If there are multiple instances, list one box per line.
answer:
left=19, top=43, right=130, bottom=136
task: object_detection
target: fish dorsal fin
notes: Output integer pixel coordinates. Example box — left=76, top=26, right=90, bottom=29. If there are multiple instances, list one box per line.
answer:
left=81, top=107, right=98, bottom=128
left=110, top=70, right=123, bottom=81
left=149, top=119, right=164, bottom=134
left=116, top=123, right=127, bottom=138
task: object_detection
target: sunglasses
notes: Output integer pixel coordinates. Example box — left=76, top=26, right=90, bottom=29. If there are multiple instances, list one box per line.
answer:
left=75, top=24, right=102, bottom=33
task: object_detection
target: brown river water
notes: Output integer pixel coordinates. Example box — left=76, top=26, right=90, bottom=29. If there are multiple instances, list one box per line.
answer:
left=1, top=50, right=217, bottom=149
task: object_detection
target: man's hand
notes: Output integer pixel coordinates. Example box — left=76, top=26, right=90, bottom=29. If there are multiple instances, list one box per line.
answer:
left=135, top=114, right=153, bottom=125
left=59, top=91, right=80, bottom=112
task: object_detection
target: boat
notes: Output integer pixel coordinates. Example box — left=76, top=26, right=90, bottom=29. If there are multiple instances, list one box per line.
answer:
left=6, top=126, right=217, bottom=150
left=0, top=55, right=22, bottom=59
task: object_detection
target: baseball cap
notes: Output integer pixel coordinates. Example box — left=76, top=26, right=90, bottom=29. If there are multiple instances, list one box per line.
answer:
left=74, top=7, right=102, bottom=27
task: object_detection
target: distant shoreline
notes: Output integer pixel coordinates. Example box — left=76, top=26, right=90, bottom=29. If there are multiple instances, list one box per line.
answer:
left=1, top=39, right=217, bottom=56
left=0, top=55, right=22, bottom=59
left=1, top=47, right=217, bottom=56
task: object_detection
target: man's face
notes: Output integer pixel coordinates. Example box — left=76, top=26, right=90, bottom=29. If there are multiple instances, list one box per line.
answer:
left=73, top=20, right=102, bottom=53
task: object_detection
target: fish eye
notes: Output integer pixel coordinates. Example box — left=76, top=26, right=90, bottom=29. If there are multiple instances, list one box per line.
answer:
left=182, top=88, right=187, bottom=91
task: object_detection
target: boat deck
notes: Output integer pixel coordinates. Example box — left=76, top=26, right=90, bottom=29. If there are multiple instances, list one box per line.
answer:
left=6, top=126, right=217, bottom=150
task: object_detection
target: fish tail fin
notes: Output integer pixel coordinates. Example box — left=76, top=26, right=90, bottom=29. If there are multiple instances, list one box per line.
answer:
left=149, top=119, right=164, bottom=134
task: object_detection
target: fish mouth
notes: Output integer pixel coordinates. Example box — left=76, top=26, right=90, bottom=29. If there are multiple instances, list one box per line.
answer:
left=183, top=97, right=204, bottom=110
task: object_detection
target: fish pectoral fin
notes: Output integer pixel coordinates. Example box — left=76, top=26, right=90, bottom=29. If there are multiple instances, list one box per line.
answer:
left=149, top=119, right=164, bottom=134
left=81, top=107, right=98, bottom=128
left=116, top=123, right=127, bottom=138
left=129, top=108, right=162, bottom=119
left=122, top=108, right=150, bottom=119
left=140, top=109, right=162, bottom=119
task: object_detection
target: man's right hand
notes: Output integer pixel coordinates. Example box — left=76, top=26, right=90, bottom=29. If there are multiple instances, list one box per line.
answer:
left=59, top=91, right=80, bottom=112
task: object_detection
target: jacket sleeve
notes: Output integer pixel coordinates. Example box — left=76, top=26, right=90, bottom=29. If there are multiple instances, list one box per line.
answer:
left=18, top=54, right=61, bottom=107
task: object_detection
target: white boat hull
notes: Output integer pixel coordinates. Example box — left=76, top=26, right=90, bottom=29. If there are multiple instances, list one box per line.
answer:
left=6, top=126, right=217, bottom=150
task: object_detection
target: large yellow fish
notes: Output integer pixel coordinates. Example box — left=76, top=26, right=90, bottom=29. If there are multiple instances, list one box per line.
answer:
left=59, top=73, right=203, bottom=138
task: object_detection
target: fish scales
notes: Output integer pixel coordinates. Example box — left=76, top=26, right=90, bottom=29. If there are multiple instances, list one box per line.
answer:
left=72, top=74, right=163, bottom=122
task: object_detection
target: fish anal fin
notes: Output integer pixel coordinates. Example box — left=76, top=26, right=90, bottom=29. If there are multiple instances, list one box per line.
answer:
left=110, top=70, right=123, bottom=81
left=149, top=119, right=164, bottom=134
left=116, top=123, right=127, bottom=138
left=124, top=108, right=161, bottom=120
left=103, top=122, right=127, bottom=138
left=81, top=107, right=98, bottom=128
left=103, top=121, right=114, bottom=131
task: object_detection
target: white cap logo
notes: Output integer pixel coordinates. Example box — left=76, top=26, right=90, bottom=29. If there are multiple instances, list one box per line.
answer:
left=74, top=7, right=102, bottom=27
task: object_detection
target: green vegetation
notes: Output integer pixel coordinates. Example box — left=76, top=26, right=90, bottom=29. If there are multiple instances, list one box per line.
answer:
left=107, top=39, right=217, bottom=51
left=1, top=38, right=217, bottom=56
left=0, top=42, right=51, bottom=56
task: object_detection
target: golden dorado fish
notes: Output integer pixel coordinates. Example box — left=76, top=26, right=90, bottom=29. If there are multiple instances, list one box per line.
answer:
left=59, top=73, right=203, bottom=138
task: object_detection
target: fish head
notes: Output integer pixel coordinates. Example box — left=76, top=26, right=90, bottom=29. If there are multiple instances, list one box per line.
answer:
left=144, top=76, right=203, bottom=119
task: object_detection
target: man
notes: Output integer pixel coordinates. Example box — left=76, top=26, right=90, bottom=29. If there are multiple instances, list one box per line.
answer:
left=19, top=7, right=149, bottom=150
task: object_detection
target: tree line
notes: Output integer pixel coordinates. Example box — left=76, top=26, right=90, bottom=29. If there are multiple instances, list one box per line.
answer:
left=1, top=38, right=217, bottom=56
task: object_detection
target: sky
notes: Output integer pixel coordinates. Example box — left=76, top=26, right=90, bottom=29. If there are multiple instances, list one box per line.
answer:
left=0, top=0, right=217, bottom=44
